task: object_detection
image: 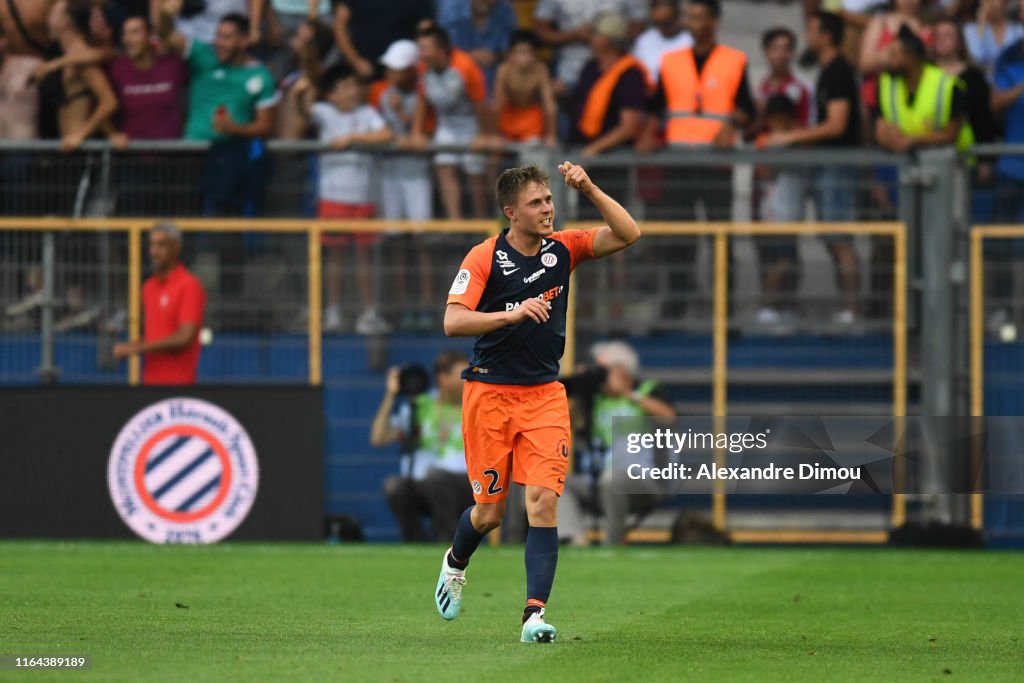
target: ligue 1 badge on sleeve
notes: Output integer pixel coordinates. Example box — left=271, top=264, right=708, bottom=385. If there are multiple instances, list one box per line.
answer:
left=107, top=398, right=259, bottom=544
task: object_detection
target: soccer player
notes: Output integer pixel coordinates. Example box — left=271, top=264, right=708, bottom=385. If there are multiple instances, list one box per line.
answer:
left=434, top=162, right=641, bottom=642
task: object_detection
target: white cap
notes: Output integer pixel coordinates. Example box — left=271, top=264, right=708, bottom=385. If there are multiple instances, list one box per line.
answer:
left=380, top=40, right=419, bottom=70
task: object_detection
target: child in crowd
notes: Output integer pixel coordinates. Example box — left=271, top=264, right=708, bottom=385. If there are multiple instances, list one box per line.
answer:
left=300, top=63, right=393, bottom=334
left=754, top=94, right=805, bottom=326
left=493, top=29, right=557, bottom=145
left=376, top=39, right=437, bottom=330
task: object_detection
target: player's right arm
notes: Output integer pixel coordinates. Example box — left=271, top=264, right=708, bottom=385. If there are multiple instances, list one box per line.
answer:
left=444, top=300, right=551, bottom=337
left=444, top=239, right=551, bottom=337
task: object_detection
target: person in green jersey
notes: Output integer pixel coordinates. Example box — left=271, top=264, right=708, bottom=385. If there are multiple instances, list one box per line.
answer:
left=559, top=339, right=676, bottom=545
left=370, top=351, right=474, bottom=542
left=158, top=0, right=279, bottom=216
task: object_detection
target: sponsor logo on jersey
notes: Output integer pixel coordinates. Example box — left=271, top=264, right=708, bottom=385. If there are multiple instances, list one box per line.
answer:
left=523, top=268, right=546, bottom=284
left=504, top=286, right=565, bottom=311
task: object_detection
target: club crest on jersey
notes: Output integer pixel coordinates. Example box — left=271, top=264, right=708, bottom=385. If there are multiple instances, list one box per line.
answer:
left=471, top=480, right=483, bottom=495
left=541, top=253, right=557, bottom=268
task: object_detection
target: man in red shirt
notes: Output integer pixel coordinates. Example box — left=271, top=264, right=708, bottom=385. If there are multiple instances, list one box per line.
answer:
left=114, top=222, right=206, bottom=385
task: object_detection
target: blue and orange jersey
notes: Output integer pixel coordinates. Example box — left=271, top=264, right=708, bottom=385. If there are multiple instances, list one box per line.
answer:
left=447, top=227, right=599, bottom=385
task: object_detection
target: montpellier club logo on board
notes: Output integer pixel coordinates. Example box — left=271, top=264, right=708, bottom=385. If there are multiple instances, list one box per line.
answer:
left=108, top=398, right=259, bottom=543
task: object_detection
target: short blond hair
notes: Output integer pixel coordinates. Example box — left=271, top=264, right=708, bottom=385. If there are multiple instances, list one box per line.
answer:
left=495, top=165, right=550, bottom=210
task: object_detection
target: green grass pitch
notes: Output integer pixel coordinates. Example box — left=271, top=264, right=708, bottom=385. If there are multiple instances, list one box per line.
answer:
left=2, top=542, right=1022, bottom=682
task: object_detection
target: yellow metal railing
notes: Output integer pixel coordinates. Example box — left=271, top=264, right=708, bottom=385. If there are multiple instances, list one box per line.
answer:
left=967, top=225, right=1024, bottom=531
left=0, top=218, right=498, bottom=387
left=1, top=217, right=908, bottom=540
left=576, top=221, right=908, bottom=535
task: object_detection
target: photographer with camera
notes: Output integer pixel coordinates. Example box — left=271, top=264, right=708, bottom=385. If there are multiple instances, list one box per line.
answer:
left=370, top=350, right=473, bottom=542
left=559, top=340, right=676, bottom=545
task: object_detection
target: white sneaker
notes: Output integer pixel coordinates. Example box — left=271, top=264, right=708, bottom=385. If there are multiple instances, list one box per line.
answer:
left=832, top=309, right=856, bottom=325
left=756, top=307, right=781, bottom=325
left=355, top=308, right=391, bottom=335
left=323, top=306, right=343, bottom=333
left=434, top=548, right=466, bottom=621
left=520, top=608, right=557, bottom=643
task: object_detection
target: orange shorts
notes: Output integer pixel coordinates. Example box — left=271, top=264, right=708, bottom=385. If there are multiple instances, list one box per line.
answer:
left=318, top=201, right=378, bottom=247
left=461, top=380, right=570, bottom=503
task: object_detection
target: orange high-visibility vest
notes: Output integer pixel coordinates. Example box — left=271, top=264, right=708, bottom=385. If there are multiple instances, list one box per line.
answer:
left=579, top=55, right=651, bottom=139
left=660, top=44, right=746, bottom=145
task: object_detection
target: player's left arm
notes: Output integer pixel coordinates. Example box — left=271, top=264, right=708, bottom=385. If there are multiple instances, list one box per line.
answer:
left=559, top=160, right=640, bottom=258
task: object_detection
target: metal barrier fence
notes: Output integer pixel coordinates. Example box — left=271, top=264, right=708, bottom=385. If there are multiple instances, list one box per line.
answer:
left=4, top=142, right=1019, bottom=541
left=971, top=224, right=1024, bottom=542
left=0, top=216, right=906, bottom=543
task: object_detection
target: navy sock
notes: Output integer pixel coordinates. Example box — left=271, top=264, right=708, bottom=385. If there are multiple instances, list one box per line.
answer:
left=448, top=507, right=485, bottom=570
left=523, top=525, right=558, bottom=621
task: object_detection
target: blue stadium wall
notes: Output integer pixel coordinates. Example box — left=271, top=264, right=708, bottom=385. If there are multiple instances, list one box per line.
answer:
left=2, top=333, right=1022, bottom=546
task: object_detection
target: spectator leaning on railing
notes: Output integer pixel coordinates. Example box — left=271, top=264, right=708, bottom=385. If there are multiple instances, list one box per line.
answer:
left=637, top=0, right=754, bottom=318
left=41, top=0, right=119, bottom=151
left=0, top=19, right=41, bottom=141
left=874, top=25, right=971, bottom=153
left=989, top=35, right=1024, bottom=331
left=295, top=63, right=392, bottom=335
left=753, top=26, right=814, bottom=327
left=568, top=12, right=649, bottom=158
left=106, top=12, right=187, bottom=215
left=276, top=18, right=334, bottom=139
left=108, top=13, right=186, bottom=146
left=765, top=11, right=862, bottom=327
left=376, top=39, right=438, bottom=330
left=493, top=29, right=558, bottom=146
left=158, top=0, right=279, bottom=216
left=992, top=35, right=1024, bottom=221
left=0, top=19, right=41, bottom=217
left=411, top=25, right=490, bottom=220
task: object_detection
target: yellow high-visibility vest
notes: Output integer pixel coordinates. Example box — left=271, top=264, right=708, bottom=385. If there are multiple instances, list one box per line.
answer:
left=878, top=63, right=974, bottom=151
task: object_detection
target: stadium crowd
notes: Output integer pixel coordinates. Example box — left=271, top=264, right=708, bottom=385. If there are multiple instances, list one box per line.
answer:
left=4, top=2, right=1020, bottom=179
left=3, top=0, right=1024, bottom=331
